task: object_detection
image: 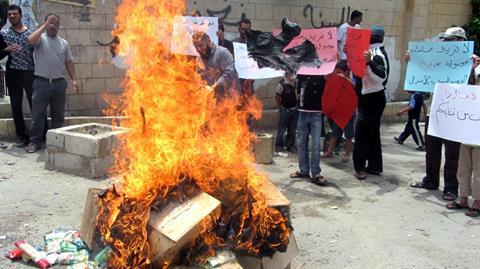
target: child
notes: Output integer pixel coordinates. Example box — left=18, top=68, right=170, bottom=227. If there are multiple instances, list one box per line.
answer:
left=322, top=62, right=356, bottom=162
left=275, top=73, right=298, bottom=153
left=394, top=91, right=427, bottom=151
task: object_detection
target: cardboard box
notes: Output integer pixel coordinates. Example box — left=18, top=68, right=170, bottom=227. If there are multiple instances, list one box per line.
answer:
left=236, top=233, right=299, bottom=269
left=79, top=188, right=103, bottom=250
left=148, top=191, right=221, bottom=266
left=259, top=177, right=291, bottom=209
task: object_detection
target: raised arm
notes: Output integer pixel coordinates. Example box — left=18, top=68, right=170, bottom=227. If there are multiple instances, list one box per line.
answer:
left=28, top=16, right=56, bottom=46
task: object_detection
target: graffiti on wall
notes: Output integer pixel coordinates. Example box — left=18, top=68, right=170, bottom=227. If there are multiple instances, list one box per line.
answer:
left=303, top=4, right=352, bottom=28
left=203, top=4, right=353, bottom=28
left=206, top=5, right=247, bottom=26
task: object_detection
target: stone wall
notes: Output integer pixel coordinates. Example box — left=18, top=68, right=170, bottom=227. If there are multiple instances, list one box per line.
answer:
left=33, top=0, right=124, bottom=116
left=25, top=0, right=473, bottom=116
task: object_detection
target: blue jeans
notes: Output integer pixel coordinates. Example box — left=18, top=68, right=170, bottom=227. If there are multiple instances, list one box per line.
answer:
left=297, top=111, right=323, bottom=176
left=275, top=106, right=298, bottom=149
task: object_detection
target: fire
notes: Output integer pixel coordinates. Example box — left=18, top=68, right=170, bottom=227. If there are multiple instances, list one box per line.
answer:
left=97, top=0, right=292, bottom=268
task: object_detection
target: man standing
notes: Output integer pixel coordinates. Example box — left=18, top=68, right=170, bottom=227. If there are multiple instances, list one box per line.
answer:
left=232, top=19, right=254, bottom=96
left=232, top=18, right=251, bottom=44
left=25, top=14, right=79, bottom=153
left=289, top=75, right=327, bottom=185
left=192, top=31, right=239, bottom=100
left=0, top=5, right=35, bottom=147
left=217, top=22, right=233, bottom=56
left=352, top=25, right=389, bottom=180
left=409, top=27, right=472, bottom=201
left=337, top=10, right=363, bottom=63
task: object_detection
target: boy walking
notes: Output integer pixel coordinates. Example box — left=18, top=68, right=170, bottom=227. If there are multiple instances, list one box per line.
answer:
left=394, top=91, right=426, bottom=151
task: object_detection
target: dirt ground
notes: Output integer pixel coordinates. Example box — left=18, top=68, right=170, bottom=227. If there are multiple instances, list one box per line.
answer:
left=0, top=123, right=479, bottom=269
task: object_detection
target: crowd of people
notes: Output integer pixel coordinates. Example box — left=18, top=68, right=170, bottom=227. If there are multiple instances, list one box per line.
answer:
left=191, top=10, right=479, bottom=218
left=1, top=4, right=478, bottom=218
left=0, top=4, right=78, bottom=153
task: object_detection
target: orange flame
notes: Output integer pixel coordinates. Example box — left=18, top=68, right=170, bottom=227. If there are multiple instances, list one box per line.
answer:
left=98, top=0, right=292, bottom=268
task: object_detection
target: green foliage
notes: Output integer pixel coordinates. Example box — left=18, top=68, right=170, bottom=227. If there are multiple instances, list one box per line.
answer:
left=465, top=0, right=480, bottom=55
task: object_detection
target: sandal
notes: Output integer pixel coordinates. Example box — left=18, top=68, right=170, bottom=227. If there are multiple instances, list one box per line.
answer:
left=465, top=208, right=480, bottom=217
left=410, top=181, right=426, bottom=188
left=354, top=172, right=367, bottom=180
left=290, top=171, right=309, bottom=179
left=442, top=192, right=457, bottom=201
left=341, top=154, right=350, bottom=163
left=446, top=202, right=469, bottom=210
left=310, top=175, right=327, bottom=186
left=321, top=153, right=333, bottom=158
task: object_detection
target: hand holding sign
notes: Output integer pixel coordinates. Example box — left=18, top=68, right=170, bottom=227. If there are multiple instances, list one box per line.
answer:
left=345, top=28, right=371, bottom=78
left=404, top=41, right=474, bottom=92
left=273, top=28, right=338, bottom=75
left=428, top=83, right=480, bottom=145
left=322, top=73, right=357, bottom=129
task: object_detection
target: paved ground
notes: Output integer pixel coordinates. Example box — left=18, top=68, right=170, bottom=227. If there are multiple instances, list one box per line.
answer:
left=1, top=123, right=479, bottom=269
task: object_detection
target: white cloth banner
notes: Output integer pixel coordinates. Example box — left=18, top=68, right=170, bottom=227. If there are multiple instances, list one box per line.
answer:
left=428, top=83, right=480, bottom=145
left=233, top=42, right=284, bottom=79
left=171, top=16, right=218, bottom=56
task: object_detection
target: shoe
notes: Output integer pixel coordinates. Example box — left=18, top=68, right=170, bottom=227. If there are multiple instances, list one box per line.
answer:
left=25, top=143, right=40, bottom=153
left=394, top=136, right=403, bottom=145
left=310, top=174, right=327, bottom=186
left=275, top=145, right=284, bottom=152
left=354, top=172, right=367, bottom=180
left=416, top=145, right=425, bottom=151
left=442, top=192, right=457, bottom=201
left=15, top=137, right=29, bottom=148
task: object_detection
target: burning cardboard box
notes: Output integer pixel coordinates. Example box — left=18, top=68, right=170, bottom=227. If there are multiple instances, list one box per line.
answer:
left=148, top=191, right=221, bottom=266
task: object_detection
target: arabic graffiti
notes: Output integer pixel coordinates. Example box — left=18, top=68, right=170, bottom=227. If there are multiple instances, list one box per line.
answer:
left=204, top=4, right=352, bottom=28
left=206, top=5, right=247, bottom=26
left=303, top=4, right=351, bottom=28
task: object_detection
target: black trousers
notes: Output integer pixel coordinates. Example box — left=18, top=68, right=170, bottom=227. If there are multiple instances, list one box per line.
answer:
left=399, top=116, right=424, bottom=146
left=421, top=117, right=460, bottom=195
left=353, top=90, right=386, bottom=173
left=5, top=69, right=34, bottom=140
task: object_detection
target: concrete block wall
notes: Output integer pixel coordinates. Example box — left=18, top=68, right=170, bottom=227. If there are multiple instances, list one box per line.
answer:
left=33, top=0, right=124, bottom=116
left=45, top=123, right=127, bottom=178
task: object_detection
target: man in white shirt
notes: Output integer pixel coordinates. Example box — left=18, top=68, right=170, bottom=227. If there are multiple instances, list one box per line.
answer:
left=337, top=10, right=363, bottom=63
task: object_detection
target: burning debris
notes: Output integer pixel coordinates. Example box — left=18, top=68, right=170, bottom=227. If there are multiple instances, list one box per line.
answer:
left=89, top=0, right=295, bottom=268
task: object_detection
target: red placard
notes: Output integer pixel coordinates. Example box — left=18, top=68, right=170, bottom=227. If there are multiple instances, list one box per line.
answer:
left=322, top=74, right=358, bottom=129
left=345, top=28, right=371, bottom=78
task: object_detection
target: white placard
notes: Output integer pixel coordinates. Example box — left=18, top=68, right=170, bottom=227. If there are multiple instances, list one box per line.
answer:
left=428, top=83, right=480, bottom=145
left=233, top=42, right=284, bottom=79
left=171, top=16, right=218, bottom=56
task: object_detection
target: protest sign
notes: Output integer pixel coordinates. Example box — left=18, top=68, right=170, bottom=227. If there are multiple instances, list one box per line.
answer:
left=233, top=42, right=284, bottom=79
left=345, top=28, right=371, bottom=78
left=427, top=83, right=480, bottom=145
left=171, top=16, right=218, bottom=56
left=273, top=28, right=337, bottom=75
left=322, top=74, right=357, bottom=129
left=405, top=41, right=474, bottom=92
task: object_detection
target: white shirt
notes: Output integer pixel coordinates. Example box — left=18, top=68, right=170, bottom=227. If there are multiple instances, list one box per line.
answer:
left=337, top=22, right=361, bottom=60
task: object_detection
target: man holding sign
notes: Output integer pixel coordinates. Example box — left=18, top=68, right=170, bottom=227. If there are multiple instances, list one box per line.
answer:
left=409, top=27, right=475, bottom=201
